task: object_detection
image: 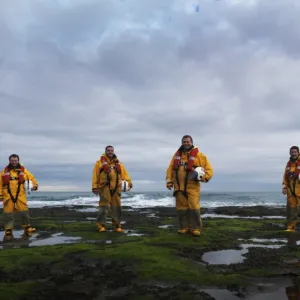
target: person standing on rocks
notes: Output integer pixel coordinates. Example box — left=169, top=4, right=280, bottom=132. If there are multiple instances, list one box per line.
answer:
left=92, top=145, right=133, bottom=233
left=166, top=135, right=213, bottom=236
left=282, top=146, right=300, bottom=232
left=0, top=154, right=38, bottom=240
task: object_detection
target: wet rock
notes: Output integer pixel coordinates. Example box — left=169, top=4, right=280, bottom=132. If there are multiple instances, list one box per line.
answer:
left=151, top=207, right=208, bottom=218
left=7, top=262, right=54, bottom=283
left=1, top=204, right=299, bottom=299
left=19, top=258, right=137, bottom=300
left=0, top=266, right=7, bottom=281
left=213, top=206, right=286, bottom=217
left=119, top=283, right=216, bottom=300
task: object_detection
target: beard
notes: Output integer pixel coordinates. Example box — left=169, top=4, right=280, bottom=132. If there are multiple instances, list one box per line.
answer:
left=181, top=144, right=193, bottom=152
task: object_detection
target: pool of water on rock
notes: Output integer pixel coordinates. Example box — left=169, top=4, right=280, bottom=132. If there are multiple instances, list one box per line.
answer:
left=0, top=231, right=81, bottom=249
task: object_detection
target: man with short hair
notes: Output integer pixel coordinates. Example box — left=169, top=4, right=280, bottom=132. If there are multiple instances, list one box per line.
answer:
left=92, top=145, right=132, bottom=233
left=282, top=146, right=300, bottom=232
left=166, top=135, right=213, bottom=236
left=0, top=154, right=38, bottom=239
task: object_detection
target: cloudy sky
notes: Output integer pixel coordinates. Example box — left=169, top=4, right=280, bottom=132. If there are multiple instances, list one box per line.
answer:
left=0, top=0, right=299, bottom=192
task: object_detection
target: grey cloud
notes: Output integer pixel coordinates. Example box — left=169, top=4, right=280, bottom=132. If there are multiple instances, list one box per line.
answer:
left=0, top=0, right=299, bottom=191
left=232, top=1, right=300, bottom=57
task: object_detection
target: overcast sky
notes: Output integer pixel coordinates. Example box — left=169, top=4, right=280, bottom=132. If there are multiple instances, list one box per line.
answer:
left=0, top=0, right=299, bottom=192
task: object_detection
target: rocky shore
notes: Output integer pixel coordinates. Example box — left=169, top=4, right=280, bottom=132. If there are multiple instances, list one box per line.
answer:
left=0, top=205, right=299, bottom=300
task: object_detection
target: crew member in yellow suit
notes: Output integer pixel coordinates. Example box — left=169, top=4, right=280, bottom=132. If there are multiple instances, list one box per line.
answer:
left=282, top=146, right=300, bottom=232
left=166, top=135, right=213, bottom=236
left=0, top=154, right=38, bottom=239
left=92, top=145, right=132, bottom=233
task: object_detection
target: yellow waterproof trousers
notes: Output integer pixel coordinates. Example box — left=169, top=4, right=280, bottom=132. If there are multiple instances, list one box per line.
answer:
left=286, top=192, right=300, bottom=230
left=97, top=187, right=122, bottom=226
left=175, top=191, right=202, bottom=231
left=3, top=199, right=30, bottom=230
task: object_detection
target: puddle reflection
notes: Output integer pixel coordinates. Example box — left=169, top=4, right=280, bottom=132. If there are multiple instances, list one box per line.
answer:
left=0, top=230, right=81, bottom=249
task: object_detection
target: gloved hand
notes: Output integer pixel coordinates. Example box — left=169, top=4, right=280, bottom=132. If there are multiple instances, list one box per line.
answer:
left=200, top=177, right=209, bottom=183
left=166, top=182, right=173, bottom=190
left=129, top=182, right=133, bottom=191
left=92, top=188, right=99, bottom=195
left=31, top=185, right=38, bottom=191
left=282, top=187, right=287, bottom=195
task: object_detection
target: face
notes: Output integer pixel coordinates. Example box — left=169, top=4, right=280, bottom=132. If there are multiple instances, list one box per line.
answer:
left=290, top=149, right=299, bottom=160
left=182, top=137, right=193, bottom=150
left=9, top=156, right=19, bottom=167
left=105, top=147, right=114, bottom=158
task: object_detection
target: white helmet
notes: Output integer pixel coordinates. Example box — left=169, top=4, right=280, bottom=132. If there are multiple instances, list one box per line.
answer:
left=188, top=167, right=206, bottom=181
left=121, top=180, right=131, bottom=192
left=24, top=180, right=33, bottom=191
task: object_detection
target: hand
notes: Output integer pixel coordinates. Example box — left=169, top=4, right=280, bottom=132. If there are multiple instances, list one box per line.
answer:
left=282, top=187, right=287, bottom=195
left=31, top=186, right=38, bottom=191
left=166, top=182, right=173, bottom=190
left=92, top=188, right=99, bottom=195
left=200, top=177, right=209, bottom=183
left=129, top=182, right=133, bottom=190
left=0, top=195, right=3, bottom=202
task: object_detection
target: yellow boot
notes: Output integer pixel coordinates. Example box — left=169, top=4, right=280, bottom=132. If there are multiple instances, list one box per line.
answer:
left=178, top=228, right=189, bottom=234
left=24, top=226, right=36, bottom=235
left=97, top=223, right=106, bottom=232
left=285, top=228, right=296, bottom=233
left=114, top=224, right=124, bottom=233
left=3, top=229, right=13, bottom=241
left=191, top=229, right=201, bottom=236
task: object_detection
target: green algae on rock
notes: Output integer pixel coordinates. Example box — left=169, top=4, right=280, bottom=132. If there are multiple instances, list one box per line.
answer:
left=0, top=205, right=299, bottom=299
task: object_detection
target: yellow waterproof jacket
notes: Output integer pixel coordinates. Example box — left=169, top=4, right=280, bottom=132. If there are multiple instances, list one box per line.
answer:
left=92, top=154, right=132, bottom=192
left=282, top=155, right=300, bottom=196
left=0, top=166, right=38, bottom=204
left=166, top=147, right=213, bottom=195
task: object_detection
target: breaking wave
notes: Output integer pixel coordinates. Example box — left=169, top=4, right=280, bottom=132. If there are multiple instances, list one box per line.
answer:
left=26, top=191, right=285, bottom=208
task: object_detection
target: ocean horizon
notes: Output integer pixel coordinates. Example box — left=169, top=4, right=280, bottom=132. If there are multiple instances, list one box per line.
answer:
left=25, top=191, right=287, bottom=208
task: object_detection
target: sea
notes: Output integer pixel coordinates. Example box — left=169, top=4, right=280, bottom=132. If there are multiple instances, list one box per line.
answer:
left=26, top=191, right=286, bottom=208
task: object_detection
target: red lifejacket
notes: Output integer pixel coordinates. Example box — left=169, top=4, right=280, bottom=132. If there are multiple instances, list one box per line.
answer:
left=285, top=158, right=300, bottom=180
left=2, top=165, right=25, bottom=186
left=100, top=155, right=121, bottom=173
left=172, top=147, right=199, bottom=172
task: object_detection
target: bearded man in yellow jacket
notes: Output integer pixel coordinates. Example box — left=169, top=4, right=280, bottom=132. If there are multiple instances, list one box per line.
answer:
left=92, top=145, right=132, bottom=233
left=282, top=146, right=300, bottom=232
left=166, top=135, right=213, bottom=236
left=0, top=154, right=38, bottom=239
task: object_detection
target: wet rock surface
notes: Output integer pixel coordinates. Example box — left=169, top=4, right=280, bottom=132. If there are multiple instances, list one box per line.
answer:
left=212, top=206, right=287, bottom=217
left=1, top=253, right=216, bottom=300
left=0, top=205, right=300, bottom=299
left=22, top=257, right=137, bottom=300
